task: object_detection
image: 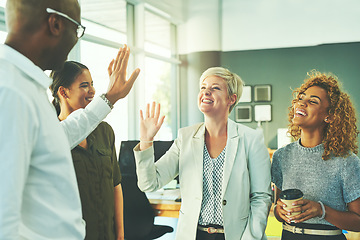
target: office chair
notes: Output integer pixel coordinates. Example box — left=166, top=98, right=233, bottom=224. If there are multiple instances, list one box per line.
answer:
left=119, top=140, right=174, bottom=240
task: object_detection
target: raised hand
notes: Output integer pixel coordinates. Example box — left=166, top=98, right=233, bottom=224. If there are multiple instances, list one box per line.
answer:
left=139, top=102, right=165, bottom=150
left=106, top=44, right=140, bottom=105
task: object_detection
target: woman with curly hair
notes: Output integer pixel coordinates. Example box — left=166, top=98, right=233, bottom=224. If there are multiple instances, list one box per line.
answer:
left=271, top=71, right=360, bottom=240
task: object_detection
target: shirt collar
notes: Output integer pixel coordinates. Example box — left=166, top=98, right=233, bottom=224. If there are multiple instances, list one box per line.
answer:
left=0, top=44, right=52, bottom=89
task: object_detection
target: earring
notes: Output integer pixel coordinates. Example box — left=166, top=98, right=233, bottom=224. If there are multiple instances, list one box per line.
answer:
left=325, top=118, right=328, bottom=122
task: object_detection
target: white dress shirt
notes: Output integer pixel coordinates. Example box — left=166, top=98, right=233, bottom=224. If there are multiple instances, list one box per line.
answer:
left=0, top=44, right=111, bottom=240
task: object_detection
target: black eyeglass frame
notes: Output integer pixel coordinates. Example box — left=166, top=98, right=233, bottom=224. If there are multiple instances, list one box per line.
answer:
left=46, top=8, right=86, bottom=38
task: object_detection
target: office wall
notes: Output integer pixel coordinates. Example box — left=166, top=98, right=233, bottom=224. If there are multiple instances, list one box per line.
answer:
left=179, top=42, right=360, bottom=151
left=178, top=0, right=360, bottom=54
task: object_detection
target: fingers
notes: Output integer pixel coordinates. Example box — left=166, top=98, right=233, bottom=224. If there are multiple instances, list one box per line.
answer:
left=159, top=115, right=165, bottom=126
left=119, top=45, right=130, bottom=74
left=115, top=44, right=127, bottom=71
left=113, top=45, right=126, bottom=72
left=127, top=68, right=140, bottom=86
left=108, top=59, right=115, bottom=76
left=142, top=102, right=164, bottom=124
left=151, top=102, right=156, bottom=118
left=155, top=102, right=161, bottom=119
left=146, top=103, right=150, bottom=118
left=140, top=109, right=144, bottom=121
left=285, top=200, right=319, bottom=223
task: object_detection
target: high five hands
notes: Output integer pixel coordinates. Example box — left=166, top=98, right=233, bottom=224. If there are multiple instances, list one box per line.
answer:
left=139, top=102, right=165, bottom=150
left=106, top=44, right=140, bottom=105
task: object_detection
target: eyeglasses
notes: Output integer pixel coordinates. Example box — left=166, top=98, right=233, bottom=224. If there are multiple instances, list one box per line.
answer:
left=46, top=8, right=86, bottom=38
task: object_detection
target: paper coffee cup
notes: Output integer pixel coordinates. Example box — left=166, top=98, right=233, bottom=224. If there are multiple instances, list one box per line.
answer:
left=279, top=189, right=303, bottom=217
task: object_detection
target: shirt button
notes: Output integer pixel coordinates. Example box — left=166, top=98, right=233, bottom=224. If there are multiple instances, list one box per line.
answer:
left=223, top=200, right=227, bottom=206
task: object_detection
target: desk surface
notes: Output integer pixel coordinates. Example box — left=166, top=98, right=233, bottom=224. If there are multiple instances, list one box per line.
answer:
left=147, top=189, right=181, bottom=218
left=149, top=198, right=181, bottom=218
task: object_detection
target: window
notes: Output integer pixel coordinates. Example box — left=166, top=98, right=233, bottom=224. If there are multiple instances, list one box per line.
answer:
left=141, top=9, right=178, bottom=139
left=81, top=0, right=127, bottom=43
left=144, top=57, right=172, bottom=139
left=0, top=0, right=180, bottom=142
left=0, top=30, right=7, bottom=43
left=145, top=10, right=172, bottom=58
left=80, top=40, right=129, bottom=143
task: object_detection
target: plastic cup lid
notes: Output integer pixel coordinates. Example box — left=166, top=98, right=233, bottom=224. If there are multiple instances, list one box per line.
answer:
left=279, top=189, right=303, bottom=200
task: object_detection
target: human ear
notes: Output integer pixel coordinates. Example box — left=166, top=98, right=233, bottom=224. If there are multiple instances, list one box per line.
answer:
left=47, top=14, right=63, bottom=37
left=229, top=94, right=237, bottom=105
left=58, top=86, right=69, bottom=99
left=324, top=116, right=332, bottom=123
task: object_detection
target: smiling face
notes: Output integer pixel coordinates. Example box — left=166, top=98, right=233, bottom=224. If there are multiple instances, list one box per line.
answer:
left=198, top=76, right=236, bottom=117
left=293, top=86, right=330, bottom=131
left=65, top=69, right=95, bottom=111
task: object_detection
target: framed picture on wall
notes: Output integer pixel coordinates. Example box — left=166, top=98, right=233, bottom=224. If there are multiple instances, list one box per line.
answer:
left=254, top=104, right=272, bottom=122
left=239, top=85, right=252, bottom=103
left=235, top=105, right=252, bottom=122
left=254, top=85, right=272, bottom=102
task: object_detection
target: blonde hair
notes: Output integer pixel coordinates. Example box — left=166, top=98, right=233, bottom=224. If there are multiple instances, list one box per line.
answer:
left=200, top=67, right=244, bottom=113
left=288, top=70, right=359, bottom=160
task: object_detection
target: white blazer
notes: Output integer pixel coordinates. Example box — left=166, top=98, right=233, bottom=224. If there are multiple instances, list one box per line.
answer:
left=134, top=119, right=272, bottom=240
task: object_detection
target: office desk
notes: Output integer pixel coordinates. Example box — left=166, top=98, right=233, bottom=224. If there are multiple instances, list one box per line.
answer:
left=147, top=189, right=181, bottom=218
left=149, top=199, right=181, bottom=218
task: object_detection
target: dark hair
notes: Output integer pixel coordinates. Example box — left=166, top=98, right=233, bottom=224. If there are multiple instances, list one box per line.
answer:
left=50, top=61, right=88, bottom=115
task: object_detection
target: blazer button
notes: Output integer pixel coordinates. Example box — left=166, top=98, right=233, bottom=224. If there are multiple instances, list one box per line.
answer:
left=223, top=200, right=227, bottom=206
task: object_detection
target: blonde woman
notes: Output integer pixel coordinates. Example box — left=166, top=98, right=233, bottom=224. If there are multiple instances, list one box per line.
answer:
left=134, top=67, right=272, bottom=240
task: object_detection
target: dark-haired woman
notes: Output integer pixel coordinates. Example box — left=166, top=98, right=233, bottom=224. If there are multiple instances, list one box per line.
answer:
left=50, top=56, right=125, bottom=240
left=271, top=71, right=360, bottom=240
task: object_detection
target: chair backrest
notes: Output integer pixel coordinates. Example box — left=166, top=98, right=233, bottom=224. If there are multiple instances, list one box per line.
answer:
left=118, top=140, right=174, bottom=177
left=118, top=140, right=174, bottom=239
left=121, top=175, right=154, bottom=239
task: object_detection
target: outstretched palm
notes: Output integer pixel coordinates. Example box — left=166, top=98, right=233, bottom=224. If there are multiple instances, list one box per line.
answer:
left=106, top=44, right=140, bottom=104
left=140, top=102, right=165, bottom=141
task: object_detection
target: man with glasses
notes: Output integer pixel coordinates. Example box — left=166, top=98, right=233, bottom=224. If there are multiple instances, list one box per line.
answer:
left=0, top=0, right=140, bottom=239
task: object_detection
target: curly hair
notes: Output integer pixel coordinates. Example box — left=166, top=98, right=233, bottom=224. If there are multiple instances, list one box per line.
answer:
left=288, top=70, right=359, bottom=160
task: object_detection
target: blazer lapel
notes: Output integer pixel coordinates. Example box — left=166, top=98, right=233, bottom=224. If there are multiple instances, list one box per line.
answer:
left=191, top=123, right=206, bottom=192
left=222, top=119, right=240, bottom=197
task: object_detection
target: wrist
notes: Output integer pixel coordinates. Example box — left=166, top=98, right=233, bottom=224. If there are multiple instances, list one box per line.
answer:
left=318, top=201, right=326, bottom=219
left=140, top=137, right=154, bottom=142
left=104, top=92, right=118, bottom=106
left=100, top=93, right=114, bottom=109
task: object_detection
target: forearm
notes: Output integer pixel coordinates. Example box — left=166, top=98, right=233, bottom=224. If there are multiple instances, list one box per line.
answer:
left=114, top=184, right=124, bottom=240
left=61, top=96, right=110, bottom=149
left=324, top=205, right=360, bottom=232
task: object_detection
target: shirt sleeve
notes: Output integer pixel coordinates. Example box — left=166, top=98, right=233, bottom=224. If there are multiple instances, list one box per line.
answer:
left=0, top=88, right=37, bottom=239
left=61, top=96, right=111, bottom=150
left=341, top=154, right=360, bottom=203
left=271, top=150, right=283, bottom=190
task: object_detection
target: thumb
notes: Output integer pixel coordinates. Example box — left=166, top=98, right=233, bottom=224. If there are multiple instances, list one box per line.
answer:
left=127, top=68, right=140, bottom=85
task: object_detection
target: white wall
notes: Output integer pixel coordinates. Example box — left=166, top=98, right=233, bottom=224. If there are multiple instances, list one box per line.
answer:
left=178, top=0, right=222, bottom=54
left=178, top=0, right=360, bottom=54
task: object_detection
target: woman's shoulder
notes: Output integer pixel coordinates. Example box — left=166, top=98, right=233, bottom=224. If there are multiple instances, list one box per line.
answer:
left=273, top=141, right=298, bottom=159
left=94, top=121, right=114, bottom=135
left=338, top=152, right=360, bottom=166
left=178, top=122, right=204, bottom=135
